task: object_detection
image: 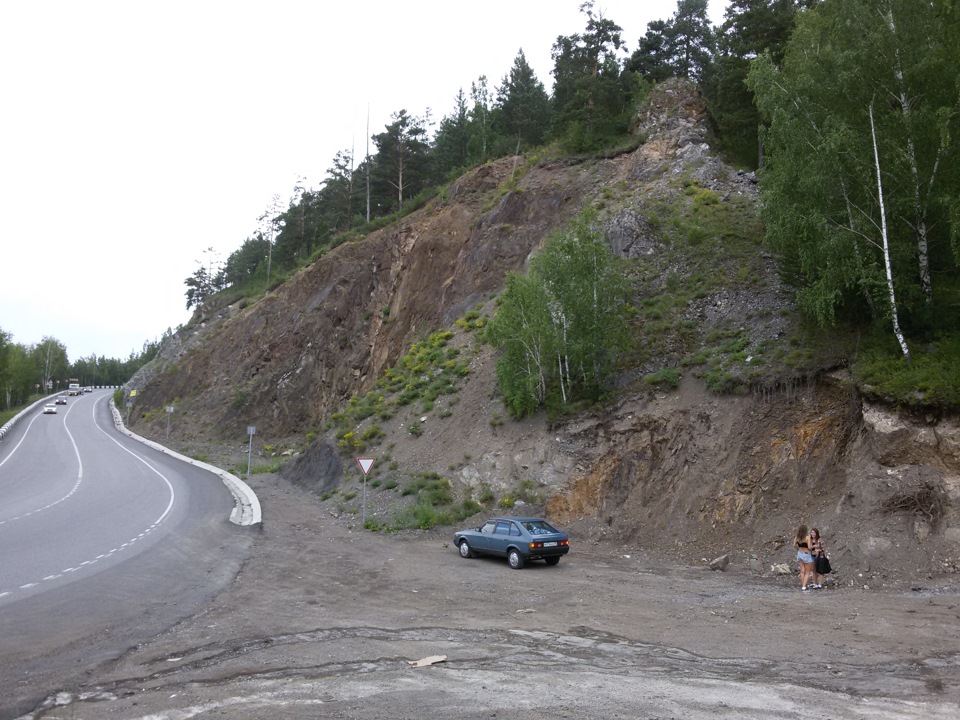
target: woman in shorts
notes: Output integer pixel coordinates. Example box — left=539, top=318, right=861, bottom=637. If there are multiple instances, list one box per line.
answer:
left=810, top=527, right=827, bottom=589
left=793, top=524, right=815, bottom=592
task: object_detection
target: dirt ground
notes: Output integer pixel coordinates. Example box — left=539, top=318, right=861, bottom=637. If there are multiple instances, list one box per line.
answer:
left=25, top=459, right=960, bottom=720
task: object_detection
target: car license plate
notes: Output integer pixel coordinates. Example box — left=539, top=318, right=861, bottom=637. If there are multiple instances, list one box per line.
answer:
left=543, top=541, right=557, bottom=547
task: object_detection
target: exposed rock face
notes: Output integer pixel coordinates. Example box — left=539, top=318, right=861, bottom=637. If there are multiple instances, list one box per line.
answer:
left=128, top=79, right=960, bottom=585
left=132, top=155, right=603, bottom=439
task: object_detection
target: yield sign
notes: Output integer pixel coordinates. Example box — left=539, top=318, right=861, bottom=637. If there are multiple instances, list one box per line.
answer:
left=357, top=457, right=375, bottom=476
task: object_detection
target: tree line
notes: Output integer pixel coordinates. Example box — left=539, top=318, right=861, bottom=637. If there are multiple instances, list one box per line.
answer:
left=186, top=0, right=779, bottom=309
left=748, top=0, right=960, bottom=358
left=0, top=328, right=161, bottom=412
left=182, top=0, right=960, bottom=410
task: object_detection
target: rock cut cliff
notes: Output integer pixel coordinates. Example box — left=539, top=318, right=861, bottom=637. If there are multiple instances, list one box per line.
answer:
left=127, top=79, right=960, bottom=587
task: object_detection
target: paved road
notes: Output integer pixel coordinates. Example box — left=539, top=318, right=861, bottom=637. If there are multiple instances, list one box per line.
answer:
left=0, top=391, right=254, bottom=719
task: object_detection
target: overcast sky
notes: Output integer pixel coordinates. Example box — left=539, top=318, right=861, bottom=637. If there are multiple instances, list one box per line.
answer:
left=0, top=0, right=728, bottom=362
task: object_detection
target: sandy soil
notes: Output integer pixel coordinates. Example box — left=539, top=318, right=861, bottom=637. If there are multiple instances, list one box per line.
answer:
left=24, top=466, right=960, bottom=720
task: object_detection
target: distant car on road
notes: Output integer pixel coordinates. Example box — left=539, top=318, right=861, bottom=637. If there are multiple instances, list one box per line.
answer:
left=454, top=516, right=570, bottom=569
left=55, top=396, right=67, bottom=405
left=42, top=404, right=57, bottom=414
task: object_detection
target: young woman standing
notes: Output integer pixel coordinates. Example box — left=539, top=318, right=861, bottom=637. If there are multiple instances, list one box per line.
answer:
left=793, top=524, right=815, bottom=591
left=810, top=528, right=827, bottom=589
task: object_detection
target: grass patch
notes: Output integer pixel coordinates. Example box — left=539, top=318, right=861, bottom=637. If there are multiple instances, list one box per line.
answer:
left=852, top=332, right=960, bottom=409
left=644, top=368, right=681, bottom=389
left=249, top=462, right=283, bottom=475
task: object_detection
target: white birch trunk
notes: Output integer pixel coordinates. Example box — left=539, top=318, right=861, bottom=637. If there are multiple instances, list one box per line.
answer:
left=870, top=100, right=911, bottom=361
left=557, top=352, right=567, bottom=404
left=884, top=4, right=933, bottom=302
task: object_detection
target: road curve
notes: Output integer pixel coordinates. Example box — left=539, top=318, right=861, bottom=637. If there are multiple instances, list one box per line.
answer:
left=0, top=391, right=256, bottom=719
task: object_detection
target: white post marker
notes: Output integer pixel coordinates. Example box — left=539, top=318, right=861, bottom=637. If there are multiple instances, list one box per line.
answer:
left=357, top=457, right=375, bottom=525
left=247, top=426, right=256, bottom=479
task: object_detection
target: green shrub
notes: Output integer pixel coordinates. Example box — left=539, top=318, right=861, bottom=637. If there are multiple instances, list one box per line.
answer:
left=337, top=431, right=365, bottom=452
left=250, top=462, right=283, bottom=474
left=644, top=368, right=681, bottom=389
left=478, top=484, right=495, bottom=505
left=852, top=334, right=960, bottom=408
left=361, top=424, right=384, bottom=442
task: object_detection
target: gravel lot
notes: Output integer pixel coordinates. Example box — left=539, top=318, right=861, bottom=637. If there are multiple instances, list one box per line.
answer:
left=21, top=468, right=960, bottom=720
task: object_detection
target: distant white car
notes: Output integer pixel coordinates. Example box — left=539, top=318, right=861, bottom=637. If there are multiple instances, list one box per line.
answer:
left=43, top=404, right=57, bottom=414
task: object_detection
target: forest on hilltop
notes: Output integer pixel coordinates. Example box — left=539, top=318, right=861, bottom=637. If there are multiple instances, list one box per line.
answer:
left=179, top=0, right=959, bottom=410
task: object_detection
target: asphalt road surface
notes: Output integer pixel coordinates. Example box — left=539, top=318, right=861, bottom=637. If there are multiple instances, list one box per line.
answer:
left=0, top=392, right=254, bottom=719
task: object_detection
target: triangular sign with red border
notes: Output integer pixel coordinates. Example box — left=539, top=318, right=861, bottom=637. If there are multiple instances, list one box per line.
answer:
left=357, top=457, right=375, bottom=476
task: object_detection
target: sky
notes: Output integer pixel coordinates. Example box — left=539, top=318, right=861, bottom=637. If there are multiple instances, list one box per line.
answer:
left=0, top=0, right=729, bottom=362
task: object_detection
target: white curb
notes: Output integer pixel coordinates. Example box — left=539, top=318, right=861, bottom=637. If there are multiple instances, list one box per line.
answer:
left=110, top=401, right=262, bottom=526
left=0, top=396, right=54, bottom=440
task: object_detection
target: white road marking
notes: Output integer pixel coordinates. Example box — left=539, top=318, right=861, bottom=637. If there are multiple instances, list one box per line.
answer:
left=0, top=395, right=178, bottom=603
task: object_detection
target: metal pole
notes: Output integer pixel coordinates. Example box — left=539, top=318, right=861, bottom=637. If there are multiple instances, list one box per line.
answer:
left=362, top=474, right=367, bottom=525
left=247, top=433, right=253, bottom=479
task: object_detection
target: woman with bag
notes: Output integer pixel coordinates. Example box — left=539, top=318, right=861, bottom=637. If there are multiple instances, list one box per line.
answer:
left=793, top=524, right=816, bottom=592
left=811, top=527, right=831, bottom=588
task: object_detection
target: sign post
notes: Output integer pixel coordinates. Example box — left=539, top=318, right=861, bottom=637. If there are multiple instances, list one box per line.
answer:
left=357, top=457, right=375, bottom=525
left=165, top=406, right=174, bottom=438
left=246, top=426, right=256, bottom=479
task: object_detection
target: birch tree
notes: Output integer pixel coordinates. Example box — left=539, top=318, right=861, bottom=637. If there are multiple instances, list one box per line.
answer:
left=748, top=0, right=960, bottom=346
left=488, top=210, right=630, bottom=417
left=869, top=99, right=910, bottom=359
left=487, top=272, right=556, bottom=418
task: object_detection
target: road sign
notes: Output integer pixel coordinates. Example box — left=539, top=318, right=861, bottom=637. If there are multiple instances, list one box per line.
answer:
left=357, top=458, right=376, bottom=524
left=247, top=425, right=256, bottom=436
left=357, top=457, right=375, bottom=475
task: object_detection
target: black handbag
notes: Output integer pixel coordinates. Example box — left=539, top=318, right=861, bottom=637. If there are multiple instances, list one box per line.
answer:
left=815, top=554, right=832, bottom=575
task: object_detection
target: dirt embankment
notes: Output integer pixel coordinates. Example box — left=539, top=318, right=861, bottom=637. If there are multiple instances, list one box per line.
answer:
left=125, top=78, right=960, bottom=589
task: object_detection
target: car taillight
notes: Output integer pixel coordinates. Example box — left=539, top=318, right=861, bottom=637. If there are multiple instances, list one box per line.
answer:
left=529, top=540, right=569, bottom=549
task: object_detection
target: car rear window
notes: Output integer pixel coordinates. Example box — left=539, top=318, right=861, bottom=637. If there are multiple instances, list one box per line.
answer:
left=522, top=520, right=558, bottom=535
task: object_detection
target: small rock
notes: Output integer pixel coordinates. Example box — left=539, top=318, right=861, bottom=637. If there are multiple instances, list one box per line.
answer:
left=709, top=554, right=730, bottom=571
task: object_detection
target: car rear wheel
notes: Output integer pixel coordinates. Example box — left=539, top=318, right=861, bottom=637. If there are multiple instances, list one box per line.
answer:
left=507, top=548, right=525, bottom=569
left=458, top=540, right=474, bottom=558
left=544, top=556, right=560, bottom=566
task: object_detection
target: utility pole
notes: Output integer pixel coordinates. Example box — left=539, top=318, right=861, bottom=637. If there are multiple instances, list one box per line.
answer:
left=366, top=103, right=371, bottom=223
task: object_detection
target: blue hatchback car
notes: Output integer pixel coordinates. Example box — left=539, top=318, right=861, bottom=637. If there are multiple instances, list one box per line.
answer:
left=454, top=516, right=570, bottom=569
